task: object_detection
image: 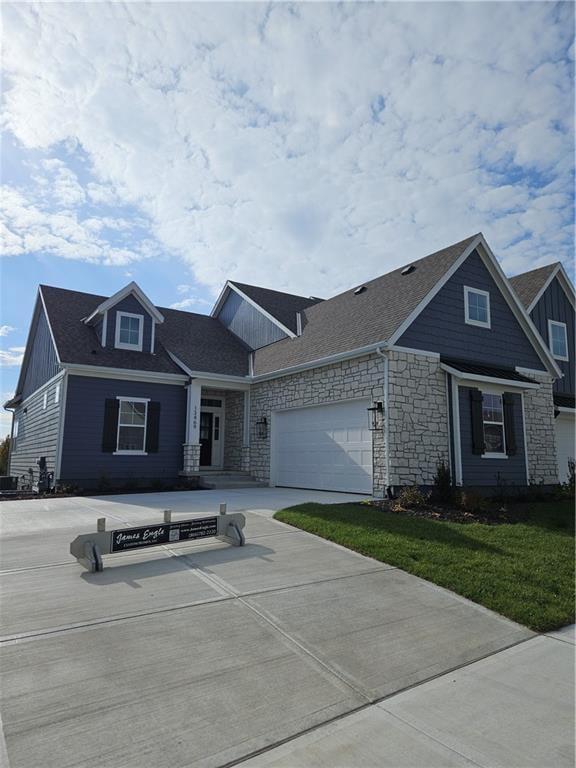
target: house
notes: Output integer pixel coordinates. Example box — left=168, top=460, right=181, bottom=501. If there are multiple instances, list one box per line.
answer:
left=510, top=263, right=575, bottom=483
left=5, top=232, right=570, bottom=495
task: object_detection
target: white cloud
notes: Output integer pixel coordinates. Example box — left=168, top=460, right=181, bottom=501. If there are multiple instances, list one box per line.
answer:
left=0, top=326, right=15, bottom=337
left=0, top=347, right=25, bottom=366
left=169, top=296, right=212, bottom=312
left=1, top=1, right=573, bottom=297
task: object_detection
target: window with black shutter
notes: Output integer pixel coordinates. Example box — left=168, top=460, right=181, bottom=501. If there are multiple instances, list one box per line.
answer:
left=502, top=393, right=517, bottom=455
left=469, top=389, right=484, bottom=454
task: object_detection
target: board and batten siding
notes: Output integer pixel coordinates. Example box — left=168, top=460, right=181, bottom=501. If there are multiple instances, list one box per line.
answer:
left=529, top=276, right=575, bottom=396
left=218, top=290, right=287, bottom=349
left=104, top=294, right=154, bottom=352
left=399, top=249, right=546, bottom=371
left=21, top=304, right=60, bottom=399
left=60, top=375, right=186, bottom=486
left=458, top=387, right=527, bottom=486
left=9, top=379, right=63, bottom=481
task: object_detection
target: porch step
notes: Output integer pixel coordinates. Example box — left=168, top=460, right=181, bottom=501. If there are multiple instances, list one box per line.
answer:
left=198, top=473, right=267, bottom=490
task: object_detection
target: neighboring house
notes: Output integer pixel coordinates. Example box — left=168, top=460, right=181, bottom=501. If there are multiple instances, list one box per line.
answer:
left=510, top=263, right=576, bottom=483
left=4, top=233, right=568, bottom=495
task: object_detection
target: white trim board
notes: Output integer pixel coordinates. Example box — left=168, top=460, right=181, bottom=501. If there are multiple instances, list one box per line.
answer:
left=84, top=281, right=164, bottom=324
left=526, top=262, right=576, bottom=313
left=440, top=363, right=540, bottom=390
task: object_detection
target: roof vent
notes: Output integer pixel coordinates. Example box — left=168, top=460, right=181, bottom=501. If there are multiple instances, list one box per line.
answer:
left=354, top=286, right=367, bottom=295
left=401, top=264, right=416, bottom=275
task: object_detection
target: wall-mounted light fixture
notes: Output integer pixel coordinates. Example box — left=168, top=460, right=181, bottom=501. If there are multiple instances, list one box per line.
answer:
left=256, top=416, right=268, bottom=439
left=367, top=401, right=384, bottom=431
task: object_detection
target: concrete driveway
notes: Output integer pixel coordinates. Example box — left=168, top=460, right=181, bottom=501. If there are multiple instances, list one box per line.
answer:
left=0, top=488, right=562, bottom=768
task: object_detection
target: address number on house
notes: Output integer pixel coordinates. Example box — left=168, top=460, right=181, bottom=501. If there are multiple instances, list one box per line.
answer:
left=111, top=517, right=219, bottom=552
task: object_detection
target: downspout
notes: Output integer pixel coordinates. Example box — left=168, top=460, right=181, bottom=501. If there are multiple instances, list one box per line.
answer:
left=375, top=345, right=392, bottom=499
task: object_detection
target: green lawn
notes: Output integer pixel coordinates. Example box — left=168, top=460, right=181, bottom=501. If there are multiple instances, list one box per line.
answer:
left=275, top=500, right=575, bottom=632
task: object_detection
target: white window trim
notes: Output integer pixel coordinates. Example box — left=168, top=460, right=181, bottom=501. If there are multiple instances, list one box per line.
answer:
left=548, top=320, right=568, bottom=361
left=42, top=392, right=47, bottom=410
left=464, top=286, right=491, bottom=329
left=115, top=311, right=144, bottom=351
left=54, top=384, right=60, bottom=404
left=481, top=391, right=507, bottom=459
left=114, top=396, right=149, bottom=455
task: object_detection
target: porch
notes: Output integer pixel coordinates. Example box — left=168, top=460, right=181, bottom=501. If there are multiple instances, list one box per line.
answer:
left=181, top=382, right=252, bottom=478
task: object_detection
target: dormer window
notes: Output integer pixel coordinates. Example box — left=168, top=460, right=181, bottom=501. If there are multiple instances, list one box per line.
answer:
left=115, top=312, right=143, bottom=351
left=548, top=320, right=568, bottom=361
left=464, top=286, right=491, bottom=329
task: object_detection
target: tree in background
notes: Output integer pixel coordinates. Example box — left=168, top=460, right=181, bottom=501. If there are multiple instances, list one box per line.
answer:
left=0, top=436, right=10, bottom=475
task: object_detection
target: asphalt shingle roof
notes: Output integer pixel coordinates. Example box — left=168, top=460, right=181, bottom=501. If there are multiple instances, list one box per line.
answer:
left=509, top=263, right=559, bottom=309
left=228, top=281, right=323, bottom=334
left=252, top=234, right=480, bottom=375
left=40, top=286, right=250, bottom=378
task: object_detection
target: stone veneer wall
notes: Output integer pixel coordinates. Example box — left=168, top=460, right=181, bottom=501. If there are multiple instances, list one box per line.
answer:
left=249, top=354, right=386, bottom=494
left=521, top=371, right=558, bottom=484
left=387, top=350, right=450, bottom=487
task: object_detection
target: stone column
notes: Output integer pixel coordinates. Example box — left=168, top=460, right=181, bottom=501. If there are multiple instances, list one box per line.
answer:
left=242, top=390, right=251, bottom=473
left=521, top=371, right=557, bottom=484
left=182, top=380, right=202, bottom=475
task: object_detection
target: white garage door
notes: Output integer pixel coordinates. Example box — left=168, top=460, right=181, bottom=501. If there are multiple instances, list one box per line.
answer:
left=555, top=412, right=575, bottom=483
left=273, top=399, right=373, bottom=493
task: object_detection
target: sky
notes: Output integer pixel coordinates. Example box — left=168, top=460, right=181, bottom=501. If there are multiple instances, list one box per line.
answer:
left=0, top=1, right=574, bottom=436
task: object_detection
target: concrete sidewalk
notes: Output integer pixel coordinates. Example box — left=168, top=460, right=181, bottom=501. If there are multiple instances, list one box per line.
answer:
left=0, top=489, right=569, bottom=768
left=244, top=630, right=575, bottom=768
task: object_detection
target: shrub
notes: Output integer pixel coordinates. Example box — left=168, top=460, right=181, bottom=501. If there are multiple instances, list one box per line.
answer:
left=431, top=461, right=453, bottom=503
left=392, top=484, right=428, bottom=511
left=458, top=490, right=486, bottom=514
left=0, top=435, right=9, bottom=475
left=556, top=459, right=576, bottom=500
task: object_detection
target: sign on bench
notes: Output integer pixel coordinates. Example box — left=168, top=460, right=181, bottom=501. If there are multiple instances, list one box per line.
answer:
left=70, top=506, right=245, bottom=572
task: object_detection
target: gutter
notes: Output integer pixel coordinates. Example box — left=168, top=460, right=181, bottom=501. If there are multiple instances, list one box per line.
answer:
left=375, top=345, right=392, bottom=497
left=251, top=341, right=390, bottom=382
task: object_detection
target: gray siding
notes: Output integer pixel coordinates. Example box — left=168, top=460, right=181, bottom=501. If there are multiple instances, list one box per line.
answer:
left=218, top=290, right=287, bottom=349
left=399, top=249, right=546, bottom=371
left=105, top=295, right=154, bottom=353
left=9, top=379, right=62, bottom=483
left=529, top=277, right=575, bottom=395
left=60, top=376, right=186, bottom=486
left=458, top=386, right=527, bottom=486
left=21, top=305, right=60, bottom=399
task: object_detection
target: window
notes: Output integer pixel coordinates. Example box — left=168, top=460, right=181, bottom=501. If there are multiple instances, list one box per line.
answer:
left=464, top=286, right=491, bottom=328
left=482, top=393, right=505, bottom=456
left=54, top=384, right=60, bottom=404
left=201, top=398, right=222, bottom=408
left=548, top=320, right=568, bottom=361
left=13, top=419, right=19, bottom=439
left=116, top=398, right=148, bottom=453
left=42, top=392, right=47, bottom=410
left=115, top=312, right=143, bottom=351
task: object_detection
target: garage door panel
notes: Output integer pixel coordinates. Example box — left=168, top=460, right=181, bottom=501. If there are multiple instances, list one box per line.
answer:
left=273, top=399, right=373, bottom=493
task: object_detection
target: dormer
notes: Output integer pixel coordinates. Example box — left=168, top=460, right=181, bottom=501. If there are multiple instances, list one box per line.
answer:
left=83, top=282, right=164, bottom=354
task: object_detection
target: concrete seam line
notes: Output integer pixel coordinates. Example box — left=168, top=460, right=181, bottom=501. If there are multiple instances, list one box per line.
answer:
left=236, top=595, right=372, bottom=702
left=375, top=633, right=537, bottom=710
left=543, top=633, right=575, bottom=647
left=0, top=595, right=235, bottom=646
left=376, top=708, right=486, bottom=767
left=233, top=566, right=396, bottom=599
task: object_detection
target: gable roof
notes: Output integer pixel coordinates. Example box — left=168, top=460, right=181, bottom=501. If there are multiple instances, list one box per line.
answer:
left=228, top=281, right=323, bottom=334
left=252, top=234, right=480, bottom=375
left=252, top=233, right=561, bottom=378
left=509, top=264, right=559, bottom=310
left=84, top=281, right=165, bottom=324
left=39, top=285, right=249, bottom=379
left=510, top=262, right=575, bottom=313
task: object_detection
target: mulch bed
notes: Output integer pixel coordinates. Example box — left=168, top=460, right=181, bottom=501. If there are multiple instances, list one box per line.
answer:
left=368, top=499, right=537, bottom=525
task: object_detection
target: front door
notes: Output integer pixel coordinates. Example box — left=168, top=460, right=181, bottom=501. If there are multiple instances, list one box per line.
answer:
left=199, top=412, right=213, bottom=466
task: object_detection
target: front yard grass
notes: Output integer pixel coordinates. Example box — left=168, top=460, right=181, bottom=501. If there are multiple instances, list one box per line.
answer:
left=275, top=500, right=575, bottom=632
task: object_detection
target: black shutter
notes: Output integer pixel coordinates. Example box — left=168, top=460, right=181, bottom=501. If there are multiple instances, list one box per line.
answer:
left=470, top=389, right=484, bottom=455
left=146, top=402, right=160, bottom=453
left=503, top=393, right=517, bottom=455
left=102, top=399, right=119, bottom=452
